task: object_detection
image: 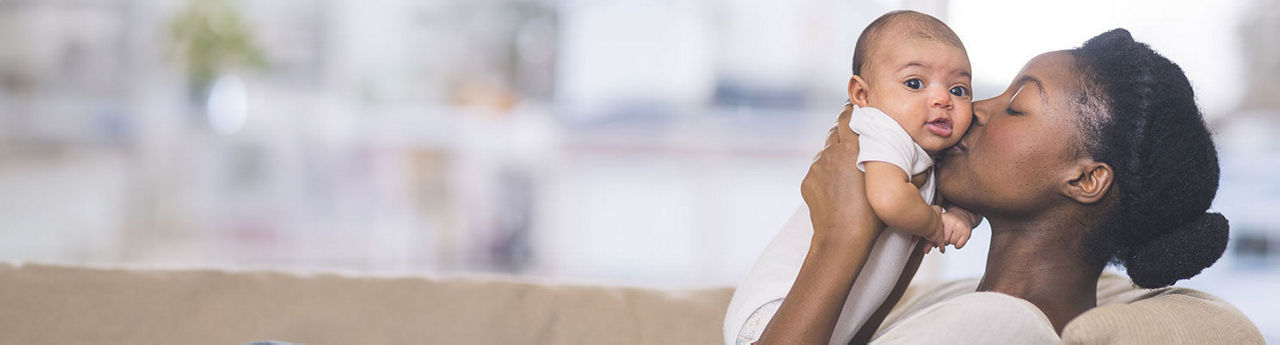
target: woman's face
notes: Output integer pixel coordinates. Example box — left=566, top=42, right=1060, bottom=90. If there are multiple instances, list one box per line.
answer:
left=937, top=51, right=1090, bottom=220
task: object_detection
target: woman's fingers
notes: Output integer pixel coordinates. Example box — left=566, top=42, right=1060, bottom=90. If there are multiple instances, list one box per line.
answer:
left=836, top=103, right=855, bottom=144
left=825, top=115, right=840, bottom=148
left=819, top=128, right=839, bottom=161
left=822, top=103, right=857, bottom=149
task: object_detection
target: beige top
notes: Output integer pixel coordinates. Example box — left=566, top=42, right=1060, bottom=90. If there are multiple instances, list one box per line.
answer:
left=873, top=291, right=1058, bottom=344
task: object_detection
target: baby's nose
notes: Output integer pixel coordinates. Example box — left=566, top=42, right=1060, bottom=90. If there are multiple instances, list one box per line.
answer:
left=931, top=88, right=953, bottom=109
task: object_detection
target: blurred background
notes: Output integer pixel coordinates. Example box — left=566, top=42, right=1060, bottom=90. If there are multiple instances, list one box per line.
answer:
left=0, top=0, right=1275, bottom=339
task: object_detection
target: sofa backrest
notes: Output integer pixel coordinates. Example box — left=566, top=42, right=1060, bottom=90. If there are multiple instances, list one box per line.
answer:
left=0, top=263, right=734, bottom=344
left=1, top=264, right=1262, bottom=344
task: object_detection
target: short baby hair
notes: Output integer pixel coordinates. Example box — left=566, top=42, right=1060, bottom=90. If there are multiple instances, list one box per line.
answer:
left=851, top=10, right=966, bottom=77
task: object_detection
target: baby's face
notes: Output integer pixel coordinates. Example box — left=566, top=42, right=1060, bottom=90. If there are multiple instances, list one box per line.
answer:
left=856, top=38, right=973, bottom=155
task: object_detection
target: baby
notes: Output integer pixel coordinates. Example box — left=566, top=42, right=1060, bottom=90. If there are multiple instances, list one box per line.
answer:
left=724, top=11, right=982, bottom=345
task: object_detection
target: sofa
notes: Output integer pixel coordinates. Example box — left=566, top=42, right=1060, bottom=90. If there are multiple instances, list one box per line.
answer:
left=0, top=263, right=1263, bottom=344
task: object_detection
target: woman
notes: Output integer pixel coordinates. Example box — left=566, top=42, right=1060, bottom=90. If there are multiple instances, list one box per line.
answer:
left=755, top=29, right=1232, bottom=344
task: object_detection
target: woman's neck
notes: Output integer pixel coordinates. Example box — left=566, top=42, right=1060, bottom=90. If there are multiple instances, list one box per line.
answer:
left=977, top=218, right=1103, bottom=334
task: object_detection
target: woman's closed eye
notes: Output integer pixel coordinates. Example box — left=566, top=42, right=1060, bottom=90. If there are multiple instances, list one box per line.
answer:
left=904, top=78, right=924, bottom=89
left=1005, top=107, right=1024, bottom=116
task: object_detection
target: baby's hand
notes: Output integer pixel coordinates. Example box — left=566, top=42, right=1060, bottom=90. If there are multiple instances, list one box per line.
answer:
left=919, top=206, right=950, bottom=250
left=941, top=211, right=974, bottom=250
left=925, top=209, right=974, bottom=254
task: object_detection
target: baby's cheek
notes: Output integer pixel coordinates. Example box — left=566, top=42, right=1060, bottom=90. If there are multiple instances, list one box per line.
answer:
left=953, top=102, right=975, bottom=136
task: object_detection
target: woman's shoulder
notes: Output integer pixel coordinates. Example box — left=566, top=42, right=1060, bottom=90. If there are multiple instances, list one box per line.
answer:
left=871, top=281, right=1059, bottom=344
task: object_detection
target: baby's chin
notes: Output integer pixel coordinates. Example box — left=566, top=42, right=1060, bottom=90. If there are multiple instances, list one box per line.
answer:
left=921, top=140, right=961, bottom=156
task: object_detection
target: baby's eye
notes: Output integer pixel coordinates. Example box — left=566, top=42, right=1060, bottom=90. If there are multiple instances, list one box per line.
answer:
left=949, top=86, right=969, bottom=97
left=904, top=79, right=923, bottom=90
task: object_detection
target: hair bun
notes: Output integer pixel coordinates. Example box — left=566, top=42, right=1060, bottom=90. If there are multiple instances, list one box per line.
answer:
left=1123, top=212, right=1229, bottom=288
left=1087, top=28, right=1135, bottom=47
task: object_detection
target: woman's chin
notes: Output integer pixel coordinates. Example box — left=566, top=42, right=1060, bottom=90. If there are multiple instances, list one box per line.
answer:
left=935, top=146, right=964, bottom=166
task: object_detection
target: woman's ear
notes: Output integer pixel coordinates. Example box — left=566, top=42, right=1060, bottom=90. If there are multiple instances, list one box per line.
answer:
left=847, top=75, right=871, bottom=107
left=1062, top=161, right=1113, bottom=204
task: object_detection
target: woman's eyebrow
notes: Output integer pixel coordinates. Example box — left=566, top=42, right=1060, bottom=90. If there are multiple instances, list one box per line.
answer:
left=1014, top=75, right=1047, bottom=106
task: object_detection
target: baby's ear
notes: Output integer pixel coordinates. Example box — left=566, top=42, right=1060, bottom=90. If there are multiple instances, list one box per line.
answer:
left=847, top=75, right=871, bottom=107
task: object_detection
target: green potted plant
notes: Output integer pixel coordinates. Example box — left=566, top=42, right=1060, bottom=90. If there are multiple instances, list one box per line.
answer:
left=166, top=0, right=267, bottom=103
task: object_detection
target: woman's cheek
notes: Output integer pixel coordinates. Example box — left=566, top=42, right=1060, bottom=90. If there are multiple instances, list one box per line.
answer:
left=974, top=129, right=1025, bottom=188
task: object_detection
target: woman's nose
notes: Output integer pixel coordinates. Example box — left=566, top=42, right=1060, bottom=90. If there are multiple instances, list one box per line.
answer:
left=971, top=98, right=993, bottom=126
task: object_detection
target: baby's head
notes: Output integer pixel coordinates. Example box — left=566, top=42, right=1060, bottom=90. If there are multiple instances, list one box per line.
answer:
left=848, top=11, right=972, bottom=155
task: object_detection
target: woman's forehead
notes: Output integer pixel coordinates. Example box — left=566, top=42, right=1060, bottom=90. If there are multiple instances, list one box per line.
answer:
left=1015, top=51, right=1078, bottom=103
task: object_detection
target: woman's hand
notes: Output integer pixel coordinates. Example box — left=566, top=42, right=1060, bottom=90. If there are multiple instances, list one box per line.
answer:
left=802, top=103, right=882, bottom=247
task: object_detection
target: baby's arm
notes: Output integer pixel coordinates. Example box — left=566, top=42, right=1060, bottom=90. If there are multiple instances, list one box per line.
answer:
left=863, top=161, right=946, bottom=246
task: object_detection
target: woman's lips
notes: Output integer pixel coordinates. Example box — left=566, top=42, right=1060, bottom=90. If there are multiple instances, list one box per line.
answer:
left=926, top=118, right=953, bottom=137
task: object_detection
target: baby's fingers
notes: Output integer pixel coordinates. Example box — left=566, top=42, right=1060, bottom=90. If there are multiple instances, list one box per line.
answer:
left=924, top=240, right=942, bottom=255
left=946, top=230, right=963, bottom=250
left=954, top=231, right=971, bottom=249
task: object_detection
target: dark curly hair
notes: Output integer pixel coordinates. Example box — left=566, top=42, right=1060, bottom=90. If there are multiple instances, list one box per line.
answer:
left=1071, top=29, right=1229, bottom=288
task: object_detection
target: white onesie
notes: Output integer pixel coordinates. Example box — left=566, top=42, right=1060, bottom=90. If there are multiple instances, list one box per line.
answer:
left=723, top=106, right=936, bottom=345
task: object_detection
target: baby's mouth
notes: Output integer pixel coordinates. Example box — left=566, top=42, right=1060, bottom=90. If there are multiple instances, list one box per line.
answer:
left=925, top=117, right=953, bottom=137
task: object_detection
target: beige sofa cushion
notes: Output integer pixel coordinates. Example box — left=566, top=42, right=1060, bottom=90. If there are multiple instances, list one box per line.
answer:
left=1062, top=273, right=1265, bottom=344
left=0, top=264, right=1262, bottom=344
left=0, top=263, right=733, bottom=344
left=881, top=272, right=1263, bottom=344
